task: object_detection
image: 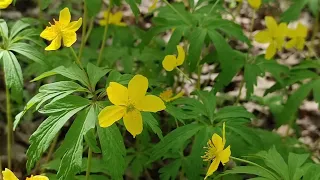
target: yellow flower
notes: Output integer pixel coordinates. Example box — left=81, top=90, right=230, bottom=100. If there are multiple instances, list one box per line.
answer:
left=2, top=168, right=48, bottom=180
left=285, top=23, right=308, bottom=50
left=98, top=75, right=166, bottom=137
left=0, top=0, right=12, bottom=9
left=254, top=16, right=287, bottom=60
left=148, top=0, right=158, bottom=12
left=99, top=11, right=126, bottom=26
left=159, top=89, right=184, bottom=102
left=202, top=122, right=231, bottom=179
left=162, top=45, right=185, bottom=71
left=40, top=7, right=82, bottom=51
left=236, top=0, right=261, bottom=9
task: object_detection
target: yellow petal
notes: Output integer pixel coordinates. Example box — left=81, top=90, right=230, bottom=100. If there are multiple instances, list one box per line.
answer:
left=219, top=146, right=231, bottom=165
left=26, top=175, right=49, bottom=180
left=2, top=168, right=18, bottom=180
left=285, top=38, right=296, bottom=49
left=59, top=7, right=71, bottom=27
left=45, top=35, right=62, bottom=51
left=99, top=19, right=107, bottom=26
left=107, top=82, right=128, bottom=106
left=109, top=12, right=123, bottom=25
left=176, top=45, right=185, bottom=66
left=135, top=95, right=166, bottom=112
left=287, top=29, right=297, bottom=38
left=64, top=18, right=83, bottom=32
left=254, top=30, right=272, bottom=43
left=168, top=91, right=184, bottom=102
left=296, top=23, right=308, bottom=38
left=159, top=89, right=173, bottom=102
left=212, top=133, right=224, bottom=152
left=0, top=0, right=12, bottom=9
left=275, top=37, right=285, bottom=50
left=265, top=16, right=277, bottom=33
left=148, top=0, right=158, bottom=12
left=275, top=23, right=288, bottom=38
left=265, top=42, right=276, bottom=60
left=98, top=105, right=126, bottom=127
left=296, top=38, right=305, bottom=50
left=40, top=26, right=57, bottom=41
left=204, top=158, right=220, bottom=180
left=248, top=0, right=261, bottom=9
left=62, top=31, right=77, bottom=47
left=162, top=55, right=177, bottom=71
left=128, top=75, right=148, bottom=104
left=123, top=109, right=143, bottom=137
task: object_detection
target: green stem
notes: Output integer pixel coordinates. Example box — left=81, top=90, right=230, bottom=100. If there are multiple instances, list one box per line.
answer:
left=84, top=18, right=94, bottom=43
left=176, top=67, right=193, bottom=84
left=230, top=156, right=279, bottom=179
left=250, top=10, right=255, bottom=38
left=79, top=0, right=88, bottom=61
left=161, top=0, right=192, bottom=25
left=86, top=148, right=93, bottom=180
left=97, top=0, right=113, bottom=66
left=310, top=12, right=319, bottom=57
left=70, top=47, right=84, bottom=69
left=5, top=85, right=12, bottom=169
left=208, top=0, right=221, bottom=15
left=235, top=79, right=244, bottom=104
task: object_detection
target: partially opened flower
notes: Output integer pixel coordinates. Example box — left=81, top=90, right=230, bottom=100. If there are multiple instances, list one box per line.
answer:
left=0, top=0, right=12, bottom=9
left=202, top=122, right=231, bottom=179
left=99, top=11, right=126, bottom=26
left=285, top=23, right=308, bottom=50
left=40, top=7, right=82, bottom=51
left=159, top=89, right=184, bottom=102
left=162, top=45, right=185, bottom=71
left=2, top=168, right=48, bottom=180
left=98, top=75, right=166, bottom=137
left=254, top=16, right=287, bottom=60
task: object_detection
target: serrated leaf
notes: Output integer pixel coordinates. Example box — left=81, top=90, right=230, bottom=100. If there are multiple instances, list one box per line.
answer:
left=26, top=105, right=88, bottom=172
left=86, top=63, right=110, bottom=88
left=97, top=124, right=126, bottom=179
left=142, top=112, right=163, bottom=139
left=187, top=27, right=207, bottom=71
left=159, top=159, right=181, bottom=180
left=149, top=124, right=204, bottom=162
left=244, top=63, right=264, bottom=99
left=55, top=107, right=96, bottom=179
left=196, top=90, right=216, bottom=122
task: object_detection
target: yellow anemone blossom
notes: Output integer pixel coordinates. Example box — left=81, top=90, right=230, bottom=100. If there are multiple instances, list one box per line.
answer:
left=285, top=23, right=308, bottom=50
left=0, top=0, right=12, bottom=9
left=162, top=45, right=185, bottom=71
left=2, top=168, right=48, bottom=180
left=98, top=75, right=166, bottom=137
left=159, top=89, right=184, bottom=102
left=149, top=0, right=158, bottom=12
left=254, top=16, right=287, bottom=60
left=236, top=0, right=261, bottom=9
left=99, top=11, right=126, bottom=26
left=202, top=122, right=231, bottom=179
left=40, top=7, right=82, bottom=51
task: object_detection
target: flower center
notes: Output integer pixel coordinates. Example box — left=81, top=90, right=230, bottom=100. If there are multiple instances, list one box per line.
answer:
left=201, top=140, right=219, bottom=161
left=126, top=104, right=135, bottom=113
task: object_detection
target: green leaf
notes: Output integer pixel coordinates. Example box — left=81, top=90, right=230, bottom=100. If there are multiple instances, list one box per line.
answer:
left=281, top=0, right=309, bottom=22
left=85, top=0, right=102, bottom=18
left=97, top=124, right=126, bottom=179
left=224, top=166, right=278, bottom=179
left=41, top=0, right=52, bottom=10
left=55, top=107, right=96, bottom=179
left=9, top=20, right=30, bottom=39
left=159, top=159, right=181, bottom=180
left=9, top=42, right=45, bottom=65
left=313, top=79, right=320, bottom=108
left=303, top=164, right=320, bottom=180
left=2, top=51, right=23, bottom=96
left=142, top=112, right=163, bottom=139
left=86, top=63, right=110, bottom=88
left=288, top=153, right=309, bottom=180
left=196, top=90, right=216, bottom=122
left=187, top=27, right=207, bottom=71
left=258, top=58, right=289, bottom=86
left=84, top=129, right=101, bottom=153
left=308, top=0, right=319, bottom=16
left=213, top=106, right=255, bottom=122
left=277, top=81, right=315, bottom=126
left=0, top=19, right=9, bottom=38
left=244, top=63, right=264, bottom=99
left=165, top=27, right=184, bottom=54
left=40, top=95, right=91, bottom=114
left=125, top=0, right=140, bottom=18
left=26, top=105, right=87, bottom=172
left=149, top=124, right=204, bottom=162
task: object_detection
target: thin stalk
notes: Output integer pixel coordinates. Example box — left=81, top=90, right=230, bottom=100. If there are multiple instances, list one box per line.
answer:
left=208, top=0, right=221, bottom=15
left=161, top=0, right=192, bottom=26
left=176, top=67, right=193, bottom=84
left=250, top=10, right=256, bottom=38
left=235, top=79, right=244, bottom=104
left=5, top=85, right=12, bottom=169
left=41, top=132, right=60, bottom=174
left=70, top=47, right=84, bottom=69
left=86, top=148, right=93, bottom=180
left=230, top=156, right=279, bottom=180
left=97, top=0, right=113, bottom=66
left=310, top=12, right=319, bottom=57
left=79, top=1, right=88, bottom=61
left=84, top=18, right=95, bottom=43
